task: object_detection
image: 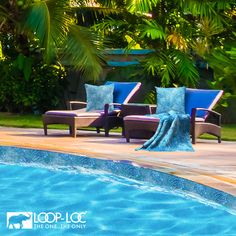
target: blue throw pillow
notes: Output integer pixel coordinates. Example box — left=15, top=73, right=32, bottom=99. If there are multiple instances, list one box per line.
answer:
left=85, top=84, right=114, bottom=111
left=156, top=87, right=186, bottom=114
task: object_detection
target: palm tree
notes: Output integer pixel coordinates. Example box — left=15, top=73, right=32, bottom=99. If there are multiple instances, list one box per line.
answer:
left=0, top=0, right=104, bottom=80
left=91, top=0, right=236, bottom=90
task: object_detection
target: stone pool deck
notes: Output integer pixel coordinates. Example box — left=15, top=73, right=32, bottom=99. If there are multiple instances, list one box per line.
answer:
left=0, top=126, right=235, bottom=196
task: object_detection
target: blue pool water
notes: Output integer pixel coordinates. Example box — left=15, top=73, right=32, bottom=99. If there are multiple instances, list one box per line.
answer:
left=0, top=146, right=235, bottom=235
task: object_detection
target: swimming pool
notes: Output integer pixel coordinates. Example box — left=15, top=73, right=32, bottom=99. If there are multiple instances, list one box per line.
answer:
left=0, top=146, right=235, bottom=235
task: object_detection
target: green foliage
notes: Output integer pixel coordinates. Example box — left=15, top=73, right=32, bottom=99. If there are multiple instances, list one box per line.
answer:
left=126, top=0, right=160, bottom=13
left=205, top=46, right=236, bottom=108
left=1, top=0, right=236, bottom=109
left=24, top=0, right=72, bottom=63
left=62, top=25, right=105, bottom=79
left=0, top=59, right=68, bottom=113
left=91, top=0, right=236, bottom=91
left=0, top=0, right=104, bottom=80
left=144, top=90, right=156, bottom=104
left=174, top=50, right=199, bottom=87
left=105, top=64, right=143, bottom=82
left=141, top=50, right=199, bottom=87
left=206, top=47, right=236, bottom=95
left=0, top=41, right=3, bottom=59
left=140, top=19, right=166, bottom=40
left=14, top=53, right=33, bottom=81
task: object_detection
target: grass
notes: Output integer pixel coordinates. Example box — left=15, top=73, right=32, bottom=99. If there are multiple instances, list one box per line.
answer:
left=0, top=112, right=67, bottom=129
left=0, top=112, right=236, bottom=141
left=201, top=124, right=236, bottom=141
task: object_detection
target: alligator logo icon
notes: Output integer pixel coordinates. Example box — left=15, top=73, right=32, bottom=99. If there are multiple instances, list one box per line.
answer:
left=7, top=212, right=32, bottom=229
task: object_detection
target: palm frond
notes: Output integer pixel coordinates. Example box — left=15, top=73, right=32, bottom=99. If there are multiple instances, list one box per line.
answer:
left=178, top=0, right=215, bottom=17
left=191, top=39, right=209, bottom=58
left=198, top=18, right=224, bottom=38
left=227, top=47, right=236, bottom=60
left=0, top=5, right=8, bottom=19
left=177, top=0, right=226, bottom=24
left=96, top=0, right=125, bottom=8
left=160, top=54, right=176, bottom=86
left=211, top=1, right=234, bottom=11
left=206, top=48, right=236, bottom=93
left=0, top=5, right=17, bottom=29
left=208, top=48, right=236, bottom=74
left=141, top=52, right=176, bottom=87
left=23, top=1, right=50, bottom=59
left=74, top=6, right=120, bottom=26
left=140, top=19, right=166, bottom=40
left=126, top=0, right=160, bottom=14
left=92, top=17, right=128, bottom=33
left=46, top=0, right=72, bottom=44
left=62, top=25, right=103, bottom=80
left=142, top=52, right=162, bottom=76
left=166, top=31, right=188, bottom=51
left=173, top=50, right=199, bottom=87
left=23, top=0, right=71, bottom=62
left=144, top=89, right=156, bottom=104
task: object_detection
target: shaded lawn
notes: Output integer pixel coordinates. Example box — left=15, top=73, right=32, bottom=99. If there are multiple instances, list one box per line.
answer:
left=0, top=112, right=236, bottom=141
left=200, top=124, right=236, bottom=141
left=0, top=112, right=67, bottom=129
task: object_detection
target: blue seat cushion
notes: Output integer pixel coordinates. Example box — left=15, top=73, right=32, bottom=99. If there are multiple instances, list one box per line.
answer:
left=155, top=87, right=186, bottom=114
left=85, top=84, right=114, bottom=112
left=185, top=89, right=222, bottom=118
left=105, top=81, right=140, bottom=104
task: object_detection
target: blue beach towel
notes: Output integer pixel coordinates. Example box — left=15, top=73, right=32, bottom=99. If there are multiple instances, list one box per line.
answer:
left=137, top=111, right=194, bottom=152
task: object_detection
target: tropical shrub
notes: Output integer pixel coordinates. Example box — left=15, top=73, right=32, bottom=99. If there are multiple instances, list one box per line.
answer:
left=0, top=0, right=104, bottom=81
left=92, top=0, right=236, bottom=91
left=0, top=59, right=68, bottom=113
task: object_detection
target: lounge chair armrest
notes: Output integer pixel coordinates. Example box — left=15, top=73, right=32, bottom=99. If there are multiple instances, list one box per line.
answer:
left=192, top=108, right=221, bottom=116
left=103, top=103, right=122, bottom=116
left=69, top=101, right=87, bottom=105
left=107, top=102, right=122, bottom=107
left=69, top=101, right=87, bottom=110
left=191, top=108, right=221, bottom=126
left=120, top=103, right=153, bottom=117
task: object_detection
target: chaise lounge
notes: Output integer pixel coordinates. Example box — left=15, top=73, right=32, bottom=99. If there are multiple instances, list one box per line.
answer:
left=122, top=88, right=223, bottom=144
left=43, top=81, right=141, bottom=137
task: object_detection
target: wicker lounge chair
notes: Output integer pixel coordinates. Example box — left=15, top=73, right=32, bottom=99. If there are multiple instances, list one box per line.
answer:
left=43, top=81, right=141, bottom=137
left=123, top=88, right=223, bottom=144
